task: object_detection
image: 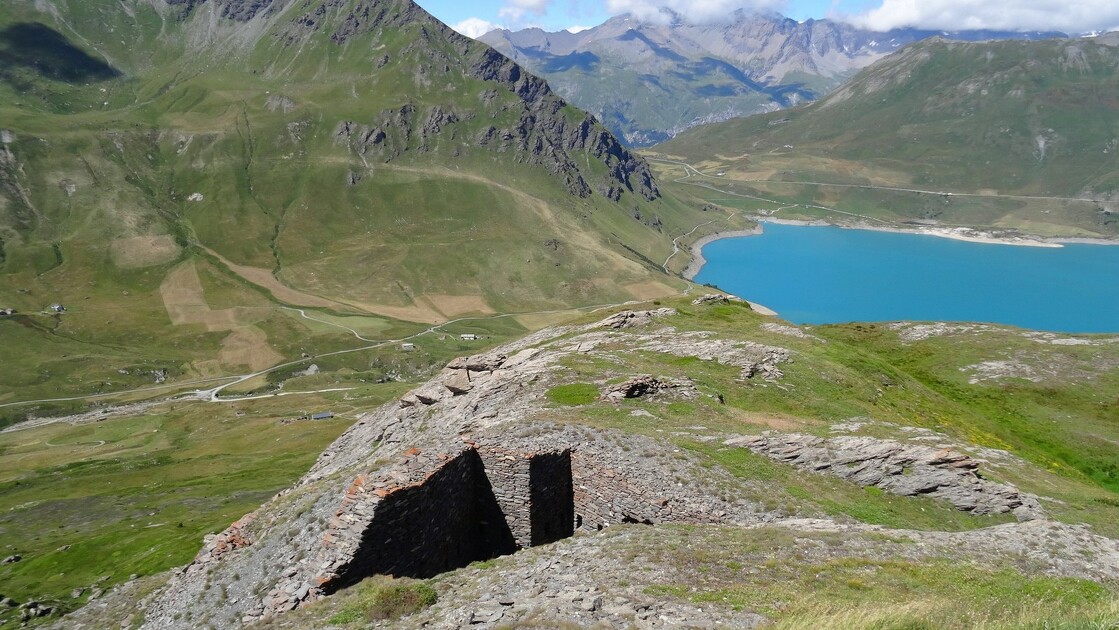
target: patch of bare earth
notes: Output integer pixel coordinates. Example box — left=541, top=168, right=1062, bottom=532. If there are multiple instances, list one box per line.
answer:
left=514, top=311, right=577, bottom=330
left=728, top=409, right=813, bottom=431
left=218, top=327, right=284, bottom=372
left=200, top=246, right=343, bottom=311
left=159, top=261, right=282, bottom=371
left=624, top=281, right=677, bottom=300
left=110, top=235, right=181, bottom=269
left=421, top=294, right=495, bottom=317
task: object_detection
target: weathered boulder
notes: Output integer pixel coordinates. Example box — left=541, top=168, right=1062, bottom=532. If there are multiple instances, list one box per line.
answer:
left=691, top=294, right=730, bottom=306
left=597, top=308, right=677, bottom=329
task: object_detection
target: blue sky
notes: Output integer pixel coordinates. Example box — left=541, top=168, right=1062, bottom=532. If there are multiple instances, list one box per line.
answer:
left=418, top=0, right=1119, bottom=38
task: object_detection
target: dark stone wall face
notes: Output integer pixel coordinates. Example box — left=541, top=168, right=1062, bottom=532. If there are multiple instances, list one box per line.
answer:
left=322, top=443, right=695, bottom=593
left=478, top=447, right=575, bottom=548
left=529, top=452, right=574, bottom=546
left=329, top=450, right=515, bottom=586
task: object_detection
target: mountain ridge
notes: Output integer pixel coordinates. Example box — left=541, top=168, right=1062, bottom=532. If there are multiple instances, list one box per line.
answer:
left=652, top=32, right=1119, bottom=238
left=480, top=12, right=1068, bottom=146
left=0, top=0, right=708, bottom=422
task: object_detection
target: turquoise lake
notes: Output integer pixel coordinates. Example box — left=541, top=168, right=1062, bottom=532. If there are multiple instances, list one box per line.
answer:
left=694, top=223, right=1119, bottom=333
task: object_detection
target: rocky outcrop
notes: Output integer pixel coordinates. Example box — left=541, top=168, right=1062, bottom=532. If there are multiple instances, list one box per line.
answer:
left=691, top=293, right=731, bottom=305
left=319, top=0, right=659, bottom=201
left=139, top=424, right=758, bottom=627
left=726, top=433, right=1044, bottom=520
left=600, top=375, right=683, bottom=402
left=634, top=332, right=790, bottom=381
left=47, top=303, right=1119, bottom=629
left=165, top=0, right=283, bottom=22
left=597, top=308, right=677, bottom=329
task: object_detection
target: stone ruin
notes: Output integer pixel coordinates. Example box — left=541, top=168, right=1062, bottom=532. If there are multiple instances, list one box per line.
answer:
left=134, top=423, right=747, bottom=628
left=258, top=434, right=728, bottom=616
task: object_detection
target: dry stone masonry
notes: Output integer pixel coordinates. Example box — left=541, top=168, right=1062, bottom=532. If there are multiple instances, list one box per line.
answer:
left=275, top=431, right=739, bottom=619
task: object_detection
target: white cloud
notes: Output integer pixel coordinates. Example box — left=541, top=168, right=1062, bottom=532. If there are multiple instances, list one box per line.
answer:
left=565, top=24, right=593, bottom=33
left=499, top=0, right=555, bottom=22
left=603, top=0, right=784, bottom=25
left=848, top=0, right=1119, bottom=33
left=452, top=17, right=502, bottom=38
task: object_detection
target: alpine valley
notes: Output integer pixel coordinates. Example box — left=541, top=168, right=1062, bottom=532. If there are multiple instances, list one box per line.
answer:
left=0, top=1, right=1118, bottom=629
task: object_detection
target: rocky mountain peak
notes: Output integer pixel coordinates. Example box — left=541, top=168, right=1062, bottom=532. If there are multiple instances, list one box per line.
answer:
left=480, top=12, right=1067, bottom=146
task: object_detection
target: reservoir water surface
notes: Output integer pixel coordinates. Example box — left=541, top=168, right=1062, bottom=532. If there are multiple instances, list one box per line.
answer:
left=694, top=223, right=1119, bottom=333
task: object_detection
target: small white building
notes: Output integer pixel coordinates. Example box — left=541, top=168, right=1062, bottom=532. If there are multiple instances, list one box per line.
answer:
left=460, top=334, right=478, bottom=341
left=48, top=303, right=65, bottom=313
left=401, top=342, right=416, bottom=351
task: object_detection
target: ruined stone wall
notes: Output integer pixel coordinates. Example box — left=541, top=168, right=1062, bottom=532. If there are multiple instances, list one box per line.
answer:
left=572, top=451, right=720, bottom=531
left=148, top=429, right=743, bottom=626
left=316, top=438, right=718, bottom=594
left=477, top=446, right=535, bottom=547
left=477, top=445, right=574, bottom=548
left=332, top=448, right=514, bottom=585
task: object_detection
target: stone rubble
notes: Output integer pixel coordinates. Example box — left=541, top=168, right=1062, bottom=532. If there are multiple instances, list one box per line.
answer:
left=760, top=322, right=823, bottom=341
left=633, top=332, right=790, bottom=381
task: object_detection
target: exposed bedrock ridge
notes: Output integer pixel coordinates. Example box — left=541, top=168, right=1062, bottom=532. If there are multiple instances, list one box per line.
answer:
left=726, top=433, right=1045, bottom=520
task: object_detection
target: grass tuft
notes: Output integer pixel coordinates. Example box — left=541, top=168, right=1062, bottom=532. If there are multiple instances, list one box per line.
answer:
left=327, top=576, right=437, bottom=624
left=545, top=383, right=600, bottom=406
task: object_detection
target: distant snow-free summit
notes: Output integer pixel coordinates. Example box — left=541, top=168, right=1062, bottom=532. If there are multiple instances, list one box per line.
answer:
left=480, top=11, right=1065, bottom=146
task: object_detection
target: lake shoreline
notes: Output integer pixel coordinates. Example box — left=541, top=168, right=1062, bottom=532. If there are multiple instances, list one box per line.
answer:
left=684, top=217, right=1119, bottom=280
left=685, top=219, right=1119, bottom=334
left=682, top=226, right=762, bottom=280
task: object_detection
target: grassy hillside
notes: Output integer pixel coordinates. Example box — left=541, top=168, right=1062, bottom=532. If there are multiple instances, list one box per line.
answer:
left=0, top=0, right=722, bottom=421
left=653, top=34, right=1119, bottom=238
left=4, top=296, right=1119, bottom=626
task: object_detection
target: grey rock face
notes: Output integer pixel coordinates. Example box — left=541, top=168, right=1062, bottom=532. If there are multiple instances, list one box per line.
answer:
left=597, top=308, right=677, bottom=329
left=726, top=433, right=1044, bottom=519
left=325, top=7, right=660, bottom=202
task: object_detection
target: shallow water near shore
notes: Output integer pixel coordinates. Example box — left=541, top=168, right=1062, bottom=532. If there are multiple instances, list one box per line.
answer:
left=695, top=223, right=1119, bottom=333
